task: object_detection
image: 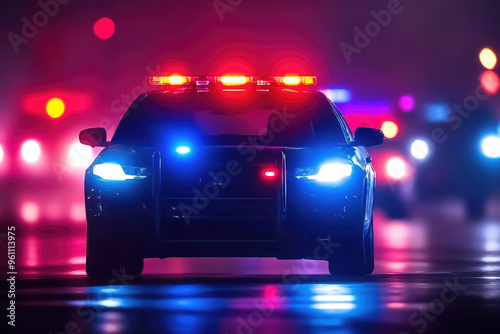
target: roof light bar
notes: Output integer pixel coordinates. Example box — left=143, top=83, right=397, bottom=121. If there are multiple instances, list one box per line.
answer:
left=148, top=75, right=317, bottom=87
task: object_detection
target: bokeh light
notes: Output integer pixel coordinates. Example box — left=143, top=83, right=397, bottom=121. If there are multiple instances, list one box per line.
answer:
left=410, top=140, right=429, bottom=160
left=46, top=97, right=65, bottom=118
left=21, top=202, right=40, bottom=223
left=67, top=142, right=93, bottom=167
left=480, top=70, right=500, bottom=95
left=479, top=48, right=497, bottom=70
left=481, top=136, right=500, bottom=158
left=398, top=95, right=415, bottom=112
left=0, top=144, right=3, bottom=164
left=386, top=157, right=408, bottom=180
left=70, top=203, right=86, bottom=222
left=21, top=140, right=41, bottom=163
left=93, top=17, right=115, bottom=40
left=381, top=121, right=399, bottom=139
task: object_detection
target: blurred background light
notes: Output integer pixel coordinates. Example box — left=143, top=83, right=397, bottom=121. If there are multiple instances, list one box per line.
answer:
left=398, top=95, right=416, bottom=112
left=94, top=17, right=115, bottom=40
left=21, top=140, right=41, bottom=163
left=70, top=203, right=86, bottom=222
left=381, top=121, right=399, bottom=139
left=320, top=88, right=352, bottom=103
left=0, top=144, right=3, bottom=164
left=67, top=142, right=93, bottom=167
left=426, top=104, right=449, bottom=122
left=410, top=140, right=429, bottom=160
left=480, top=70, right=500, bottom=95
left=46, top=98, right=65, bottom=119
left=479, top=48, right=497, bottom=69
left=386, top=157, right=408, bottom=180
left=481, top=135, right=500, bottom=158
left=21, top=202, right=40, bottom=223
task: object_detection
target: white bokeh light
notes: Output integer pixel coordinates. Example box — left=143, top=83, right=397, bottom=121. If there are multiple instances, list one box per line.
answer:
left=386, top=157, right=408, bottom=180
left=21, top=140, right=41, bottom=163
left=481, top=136, right=500, bottom=158
left=411, top=140, right=429, bottom=160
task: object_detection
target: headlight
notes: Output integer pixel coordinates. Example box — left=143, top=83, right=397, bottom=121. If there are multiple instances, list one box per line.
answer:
left=295, top=162, right=352, bottom=182
left=93, top=163, right=149, bottom=181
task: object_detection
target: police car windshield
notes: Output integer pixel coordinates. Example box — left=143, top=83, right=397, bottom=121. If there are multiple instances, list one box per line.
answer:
left=111, top=91, right=347, bottom=147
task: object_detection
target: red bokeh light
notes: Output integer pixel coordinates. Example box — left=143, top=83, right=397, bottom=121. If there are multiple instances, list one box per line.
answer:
left=480, top=70, right=500, bottom=95
left=93, top=17, right=115, bottom=40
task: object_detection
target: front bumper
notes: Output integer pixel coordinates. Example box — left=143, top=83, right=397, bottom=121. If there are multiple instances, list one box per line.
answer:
left=85, top=152, right=366, bottom=260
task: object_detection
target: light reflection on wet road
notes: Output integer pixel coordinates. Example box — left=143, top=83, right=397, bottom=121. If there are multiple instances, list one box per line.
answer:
left=10, top=204, right=500, bottom=333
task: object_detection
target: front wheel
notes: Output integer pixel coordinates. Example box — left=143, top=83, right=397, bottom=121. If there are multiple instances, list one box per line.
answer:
left=328, top=222, right=374, bottom=276
left=86, top=221, right=144, bottom=279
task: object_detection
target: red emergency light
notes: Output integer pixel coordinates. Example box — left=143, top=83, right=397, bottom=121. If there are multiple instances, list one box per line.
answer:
left=149, top=75, right=317, bottom=88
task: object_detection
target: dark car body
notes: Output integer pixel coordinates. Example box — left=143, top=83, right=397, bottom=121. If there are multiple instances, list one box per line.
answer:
left=81, top=86, right=383, bottom=277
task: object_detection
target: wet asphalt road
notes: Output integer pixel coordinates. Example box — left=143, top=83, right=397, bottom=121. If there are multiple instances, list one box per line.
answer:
left=5, top=201, right=500, bottom=334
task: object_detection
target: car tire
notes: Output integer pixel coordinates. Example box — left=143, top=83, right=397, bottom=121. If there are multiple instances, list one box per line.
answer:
left=327, top=232, right=366, bottom=276
left=328, top=217, right=374, bottom=276
left=86, top=220, right=144, bottom=279
left=86, top=224, right=121, bottom=279
left=364, top=221, right=374, bottom=274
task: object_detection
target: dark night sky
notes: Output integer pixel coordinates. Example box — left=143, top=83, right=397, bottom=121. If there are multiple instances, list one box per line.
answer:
left=1, top=0, right=499, bottom=132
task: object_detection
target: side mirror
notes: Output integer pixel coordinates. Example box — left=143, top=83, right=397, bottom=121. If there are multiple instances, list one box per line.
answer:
left=79, top=127, right=108, bottom=148
left=353, top=127, right=384, bottom=147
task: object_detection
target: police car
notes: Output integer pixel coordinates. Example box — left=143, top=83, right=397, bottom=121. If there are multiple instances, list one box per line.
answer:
left=79, top=75, right=384, bottom=278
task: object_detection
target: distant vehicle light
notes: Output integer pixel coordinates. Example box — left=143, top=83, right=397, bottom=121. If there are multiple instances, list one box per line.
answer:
left=93, top=163, right=148, bottom=180
left=411, top=140, right=429, bottom=160
left=479, top=48, right=497, bottom=70
left=398, top=95, right=416, bottom=112
left=386, top=157, right=408, bottom=180
left=94, top=17, right=115, bottom=40
left=481, top=136, right=500, bottom=158
left=295, top=162, right=352, bottom=182
left=381, top=121, right=398, bottom=139
left=21, top=140, right=41, bottom=163
left=480, top=70, right=500, bottom=95
left=218, top=76, right=249, bottom=86
left=21, top=202, right=40, bottom=223
left=426, top=103, right=449, bottom=122
left=46, top=97, right=65, bottom=118
left=175, top=146, right=191, bottom=155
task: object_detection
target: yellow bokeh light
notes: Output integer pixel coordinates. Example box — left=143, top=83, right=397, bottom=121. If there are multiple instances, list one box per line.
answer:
left=381, top=121, right=399, bottom=139
left=46, top=98, right=65, bottom=118
left=479, top=48, right=497, bottom=70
